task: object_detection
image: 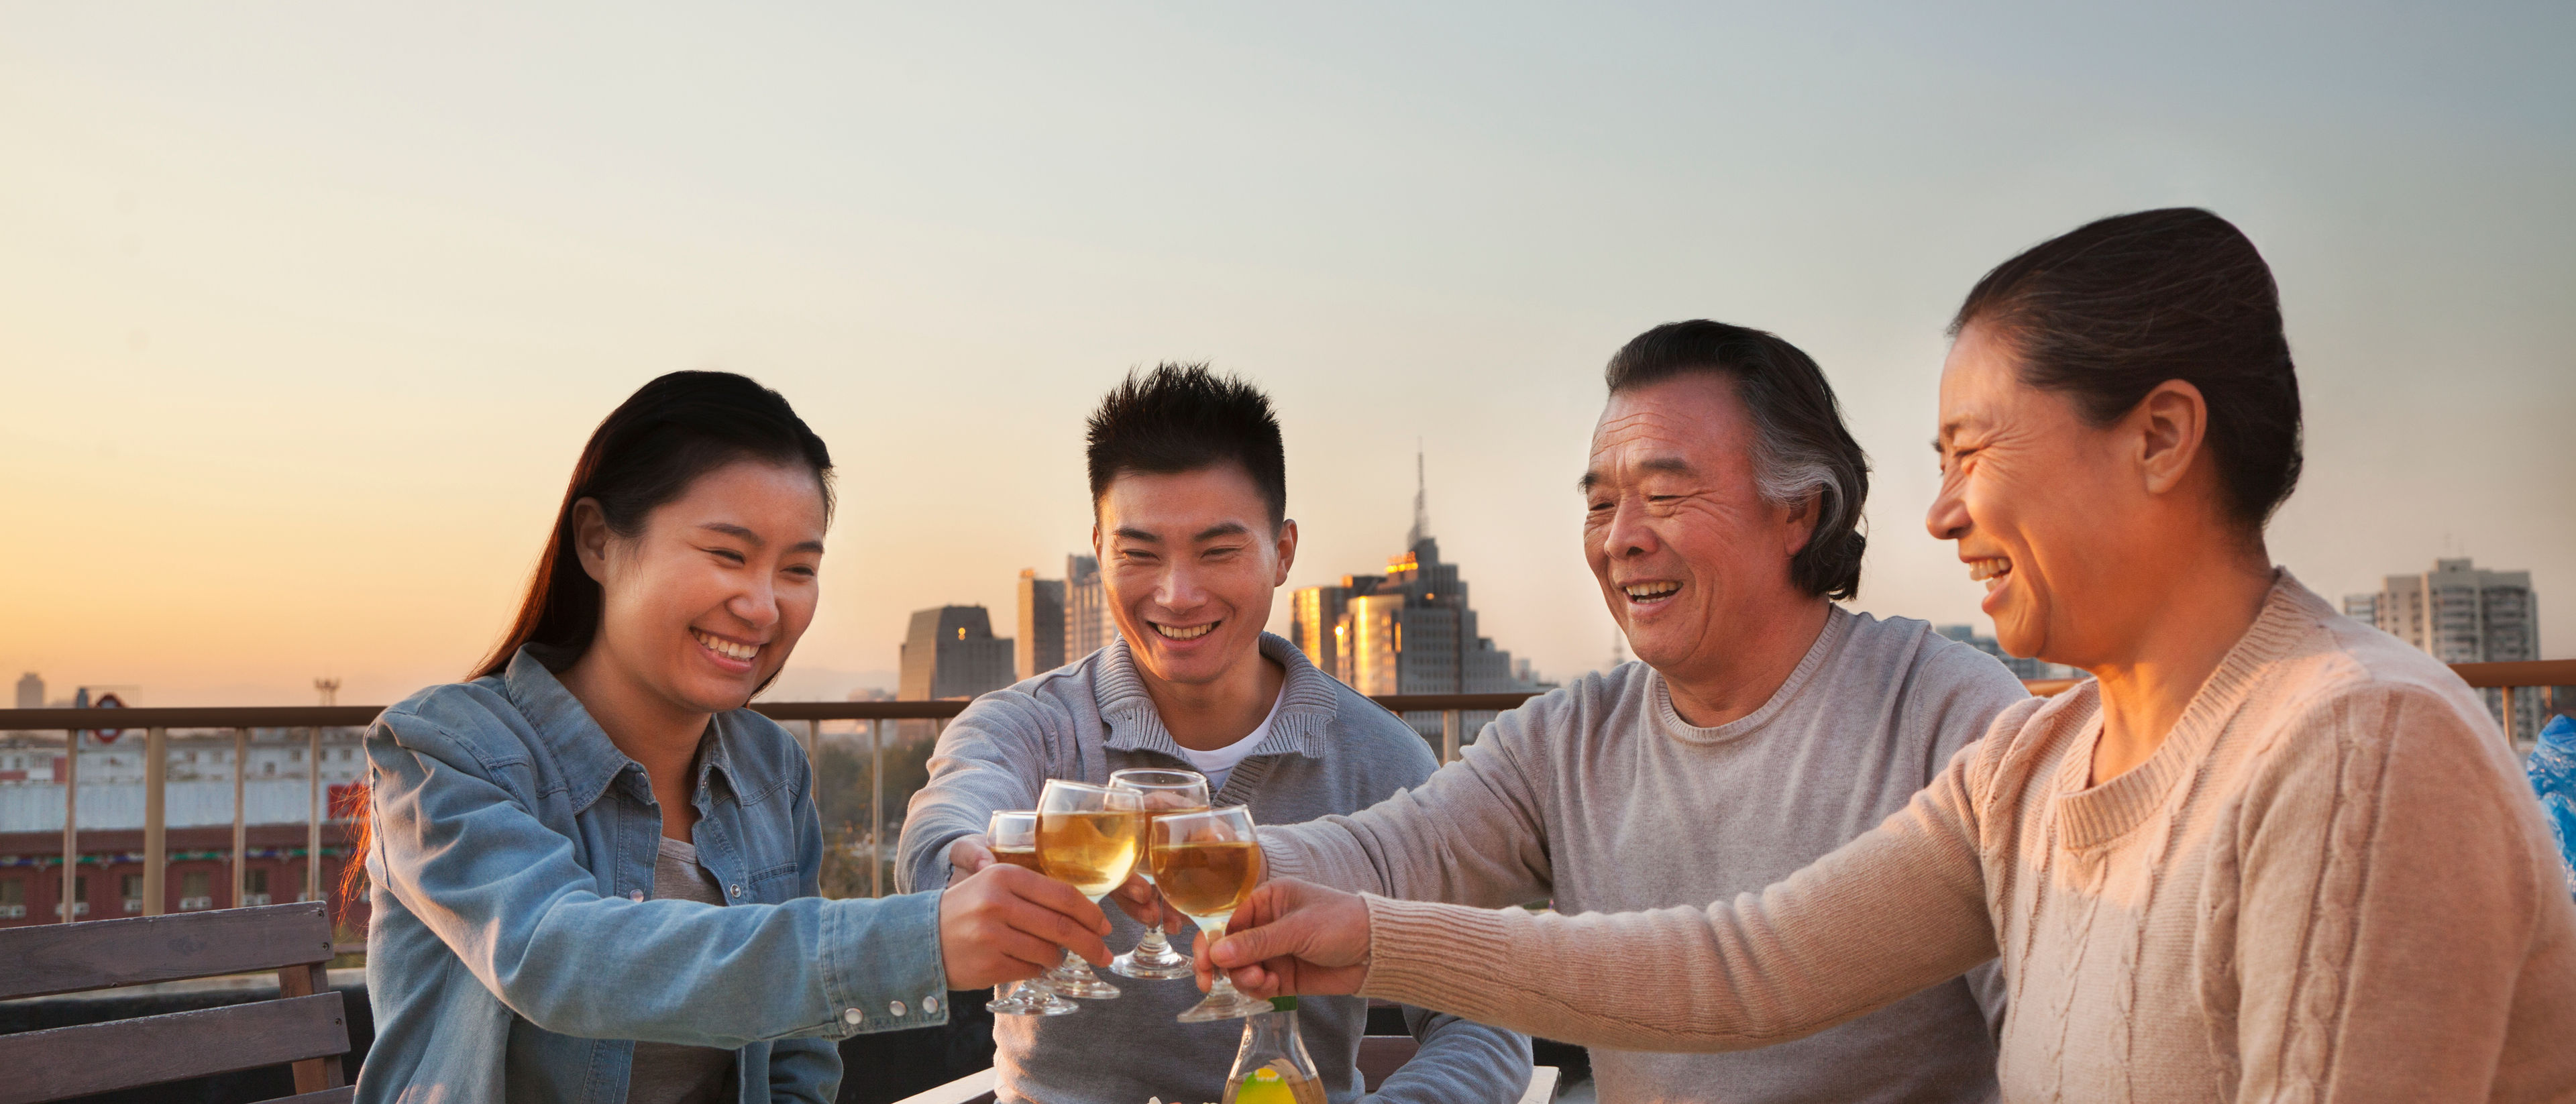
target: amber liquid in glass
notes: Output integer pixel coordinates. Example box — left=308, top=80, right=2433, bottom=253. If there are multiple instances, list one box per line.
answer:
left=1151, top=840, right=1263, bottom=918
left=1038, top=810, right=1143, bottom=897
left=991, top=845, right=1044, bottom=873
left=1135, top=802, right=1212, bottom=882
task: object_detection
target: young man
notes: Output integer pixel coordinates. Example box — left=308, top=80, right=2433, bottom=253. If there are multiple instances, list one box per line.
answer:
left=895, top=364, right=1532, bottom=1104
left=1223, top=322, right=2031, bottom=1103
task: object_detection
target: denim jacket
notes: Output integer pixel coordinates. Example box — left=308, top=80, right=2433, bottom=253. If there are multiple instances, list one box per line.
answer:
left=356, top=647, right=948, bottom=1104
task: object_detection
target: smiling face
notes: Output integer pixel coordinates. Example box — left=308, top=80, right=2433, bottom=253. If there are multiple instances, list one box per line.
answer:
left=1927, top=322, right=2154, bottom=666
left=1095, top=463, right=1295, bottom=688
left=1582, top=374, right=1817, bottom=679
left=578, top=459, right=827, bottom=715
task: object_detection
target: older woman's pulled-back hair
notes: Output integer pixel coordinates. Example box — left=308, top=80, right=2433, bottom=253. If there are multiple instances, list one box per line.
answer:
left=1952, top=207, right=2302, bottom=530
left=1607, top=321, right=1871, bottom=601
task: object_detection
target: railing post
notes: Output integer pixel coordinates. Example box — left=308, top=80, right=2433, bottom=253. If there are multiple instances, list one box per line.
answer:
left=307, top=725, right=323, bottom=907
left=144, top=726, right=168, bottom=916
left=232, top=728, right=248, bottom=908
left=2502, top=686, right=2517, bottom=747
left=60, top=728, right=78, bottom=924
left=1440, top=710, right=1460, bottom=765
left=869, top=718, right=883, bottom=899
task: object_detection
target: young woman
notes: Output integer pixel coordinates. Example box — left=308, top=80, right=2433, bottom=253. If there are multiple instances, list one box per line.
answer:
left=1208, top=210, right=2576, bottom=1100
left=354, top=372, right=1111, bottom=1104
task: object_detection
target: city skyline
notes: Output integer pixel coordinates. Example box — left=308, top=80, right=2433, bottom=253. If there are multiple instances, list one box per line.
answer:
left=5, top=5, right=2571, bottom=706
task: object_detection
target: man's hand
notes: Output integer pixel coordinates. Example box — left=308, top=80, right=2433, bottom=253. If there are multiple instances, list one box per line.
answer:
left=946, top=833, right=995, bottom=880
left=937, top=863, right=1112, bottom=990
left=1195, top=878, right=1373, bottom=998
left=1108, top=871, right=1191, bottom=933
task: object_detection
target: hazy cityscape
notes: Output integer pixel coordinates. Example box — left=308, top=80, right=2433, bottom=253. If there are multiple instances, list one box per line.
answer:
left=3, top=8, right=2571, bottom=1102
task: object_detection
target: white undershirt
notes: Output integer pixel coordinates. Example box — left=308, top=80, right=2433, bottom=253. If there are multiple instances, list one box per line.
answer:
left=1171, top=689, right=1283, bottom=793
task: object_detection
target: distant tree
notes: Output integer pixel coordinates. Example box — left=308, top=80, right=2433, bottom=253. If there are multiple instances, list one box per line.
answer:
left=812, top=730, right=941, bottom=898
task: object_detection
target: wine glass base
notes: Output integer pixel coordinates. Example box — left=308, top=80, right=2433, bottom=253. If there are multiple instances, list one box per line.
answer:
left=1044, top=967, right=1123, bottom=999
left=1175, top=987, right=1275, bottom=1022
left=989, top=985, right=1081, bottom=1016
left=1110, top=947, right=1196, bottom=980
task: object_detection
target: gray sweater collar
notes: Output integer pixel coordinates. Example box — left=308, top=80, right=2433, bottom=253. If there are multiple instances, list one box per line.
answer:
left=1091, top=630, right=1342, bottom=761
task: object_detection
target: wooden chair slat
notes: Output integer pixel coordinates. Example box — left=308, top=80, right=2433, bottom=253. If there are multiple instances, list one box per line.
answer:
left=0, top=903, right=336, bottom=1001
left=278, top=961, right=345, bottom=1091
left=0, top=992, right=350, bottom=1104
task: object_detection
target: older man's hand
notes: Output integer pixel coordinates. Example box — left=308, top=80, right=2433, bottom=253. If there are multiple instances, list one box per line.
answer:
left=1195, top=877, right=1373, bottom=997
left=937, top=863, right=1111, bottom=990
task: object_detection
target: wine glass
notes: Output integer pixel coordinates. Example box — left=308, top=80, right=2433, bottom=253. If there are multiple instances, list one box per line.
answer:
left=1036, top=779, right=1146, bottom=999
left=982, top=810, right=1079, bottom=1017
left=1148, top=804, right=1273, bottom=1021
left=1107, top=768, right=1212, bottom=979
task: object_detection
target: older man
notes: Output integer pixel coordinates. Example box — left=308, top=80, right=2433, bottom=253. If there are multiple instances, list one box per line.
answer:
left=1243, top=321, right=2029, bottom=1103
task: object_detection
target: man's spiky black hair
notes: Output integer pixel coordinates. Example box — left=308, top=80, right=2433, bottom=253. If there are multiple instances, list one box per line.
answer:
left=1085, top=362, right=1287, bottom=529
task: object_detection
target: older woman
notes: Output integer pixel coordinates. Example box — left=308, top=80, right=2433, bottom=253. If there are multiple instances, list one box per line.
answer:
left=1205, top=209, right=2576, bottom=1100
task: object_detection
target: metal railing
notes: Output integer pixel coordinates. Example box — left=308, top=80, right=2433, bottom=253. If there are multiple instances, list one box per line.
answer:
left=6, top=659, right=2570, bottom=923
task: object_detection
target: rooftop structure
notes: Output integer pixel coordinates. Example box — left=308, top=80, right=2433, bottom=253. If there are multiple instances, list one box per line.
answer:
left=2347, top=557, right=2544, bottom=738
left=897, top=606, right=1016, bottom=702
left=1291, top=453, right=1536, bottom=740
left=1016, top=569, right=1069, bottom=679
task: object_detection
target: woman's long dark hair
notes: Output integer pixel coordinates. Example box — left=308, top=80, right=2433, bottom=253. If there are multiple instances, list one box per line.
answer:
left=343, top=370, right=833, bottom=919
left=473, top=370, right=836, bottom=679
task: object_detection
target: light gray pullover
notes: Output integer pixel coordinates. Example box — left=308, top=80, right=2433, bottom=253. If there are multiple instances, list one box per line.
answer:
left=897, top=632, right=1533, bottom=1104
left=1260, top=606, right=2028, bottom=1103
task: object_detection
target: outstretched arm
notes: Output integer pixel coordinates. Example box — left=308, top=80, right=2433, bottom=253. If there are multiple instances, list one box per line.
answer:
left=1213, top=747, right=2000, bottom=1054
left=368, top=714, right=1108, bottom=1048
left=1261, top=698, right=1564, bottom=907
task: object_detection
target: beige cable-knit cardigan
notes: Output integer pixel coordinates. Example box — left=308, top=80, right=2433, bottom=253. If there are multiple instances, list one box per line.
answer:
left=1351, top=574, right=2576, bottom=1101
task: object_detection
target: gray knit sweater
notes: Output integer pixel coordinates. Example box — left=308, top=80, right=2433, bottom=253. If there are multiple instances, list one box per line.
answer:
left=896, top=632, right=1532, bottom=1104
left=1261, top=606, right=2029, bottom=1103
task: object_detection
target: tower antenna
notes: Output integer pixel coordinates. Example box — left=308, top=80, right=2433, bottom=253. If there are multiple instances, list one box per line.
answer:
left=1407, top=440, right=1429, bottom=549
left=314, top=677, right=341, bottom=708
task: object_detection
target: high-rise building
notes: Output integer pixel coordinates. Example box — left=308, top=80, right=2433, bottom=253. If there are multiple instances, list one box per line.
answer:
left=1065, top=554, right=1120, bottom=661
left=2347, top=557, right=2543, bottom=737
left=12, top=673, right=39, bottom=711
left=1017, top=569, right=1068, bottom=679
left=1289, top=453, right=1533, bottom=741
left=898, top=606, right=1016, bottom=702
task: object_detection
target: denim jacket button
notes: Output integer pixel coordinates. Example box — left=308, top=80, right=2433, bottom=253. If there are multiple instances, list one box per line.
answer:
left=627, top=890, right=644, bottom=902
left=730, top=884, right=743, bottom=898
left=922, top=995, right=941, bottom=1015
left=842, top=1007, right=862, bottom=1025
left=889, top=999, right=908, bottom=1017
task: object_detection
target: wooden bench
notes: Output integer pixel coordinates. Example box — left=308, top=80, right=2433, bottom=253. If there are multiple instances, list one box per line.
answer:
left=0, top=902, right=354, bottom=1104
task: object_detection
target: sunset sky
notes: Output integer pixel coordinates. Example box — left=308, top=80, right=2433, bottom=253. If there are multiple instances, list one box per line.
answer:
left=3, top=3, right=2571, bottom=706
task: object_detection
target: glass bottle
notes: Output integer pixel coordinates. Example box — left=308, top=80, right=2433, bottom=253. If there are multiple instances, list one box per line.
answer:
left=1222, top=996, right=1326, bottom=1104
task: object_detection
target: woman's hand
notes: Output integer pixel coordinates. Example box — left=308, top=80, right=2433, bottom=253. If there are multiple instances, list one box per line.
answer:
left=936, top=863, right=1110, bottom=990
left=1195, top=878, right=1373, bottom=997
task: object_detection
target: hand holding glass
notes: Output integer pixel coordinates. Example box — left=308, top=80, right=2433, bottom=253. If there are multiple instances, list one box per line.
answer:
left=1106, top=767, right=1212, bottom=980
left=981, top=810, right=1079, bottom=1016
left=1150, top=804, right=1273, bottom=1021
left=1036, top=779, right=1145, bottom=999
